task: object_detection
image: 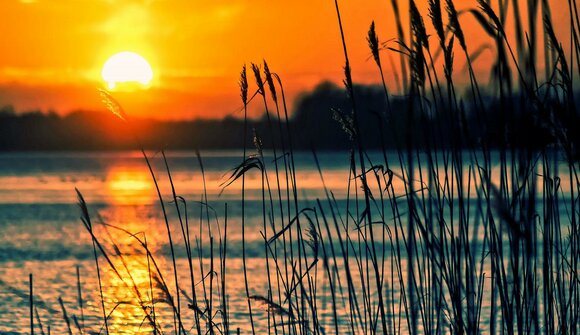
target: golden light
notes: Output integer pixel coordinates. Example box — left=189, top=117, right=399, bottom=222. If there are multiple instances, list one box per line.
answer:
left=101, top=51, right=153, bottom=90
left=106, top=166, right=155, bottom=205
left=101, top=165, right=171, bottom=332
left=97, top=205, right=167, bottom=333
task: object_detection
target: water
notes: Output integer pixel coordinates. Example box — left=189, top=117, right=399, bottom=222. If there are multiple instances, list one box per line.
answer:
left=0, top=150, right=575, bottom=334
left=0, top=150, right=360, bottom=334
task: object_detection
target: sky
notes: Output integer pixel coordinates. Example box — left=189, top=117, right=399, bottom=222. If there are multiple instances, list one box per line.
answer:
left=0, top=0, right=573, bottom=119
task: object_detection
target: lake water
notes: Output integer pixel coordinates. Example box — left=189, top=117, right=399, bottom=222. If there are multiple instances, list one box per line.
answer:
left=0, top=150, right=361, bottom=334
left=0, top=150, right=575, bottom=334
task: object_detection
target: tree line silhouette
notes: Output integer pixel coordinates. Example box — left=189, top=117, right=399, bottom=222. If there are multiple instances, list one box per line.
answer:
left=0, top=81, right=562, bottom=151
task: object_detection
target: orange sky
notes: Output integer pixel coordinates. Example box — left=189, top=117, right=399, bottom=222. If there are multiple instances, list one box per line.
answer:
left=0, top=0, right=573, bottom=119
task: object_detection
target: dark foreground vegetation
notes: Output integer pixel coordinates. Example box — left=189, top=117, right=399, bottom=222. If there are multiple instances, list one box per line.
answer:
left=24, top=0, right=580, bottom=334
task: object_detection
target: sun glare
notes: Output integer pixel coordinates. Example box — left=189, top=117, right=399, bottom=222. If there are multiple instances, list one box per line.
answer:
left=106, top=166, right=154, bottom=205
left=101, top=51, right=153, bottom=90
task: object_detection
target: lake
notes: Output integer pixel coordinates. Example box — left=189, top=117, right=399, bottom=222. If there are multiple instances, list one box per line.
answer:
left=0, top=150, right=362, bottom=334
left=0, top=150, right=575, bottom=334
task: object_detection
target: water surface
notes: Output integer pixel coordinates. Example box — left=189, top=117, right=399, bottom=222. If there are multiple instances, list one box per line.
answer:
left=0, top=150, right=574, bottom=334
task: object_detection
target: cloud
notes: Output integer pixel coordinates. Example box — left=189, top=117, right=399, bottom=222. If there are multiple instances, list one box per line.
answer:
left=97, top=4, right=152, bottom=36
left=0, top=67, right=96, bottom=85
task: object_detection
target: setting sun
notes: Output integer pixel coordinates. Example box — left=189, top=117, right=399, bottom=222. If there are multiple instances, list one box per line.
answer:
left=101, top=51, right=153, bottom=90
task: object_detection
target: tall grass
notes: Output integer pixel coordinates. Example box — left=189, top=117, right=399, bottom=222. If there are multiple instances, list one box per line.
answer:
left=25, top=0, right=580, bottom=334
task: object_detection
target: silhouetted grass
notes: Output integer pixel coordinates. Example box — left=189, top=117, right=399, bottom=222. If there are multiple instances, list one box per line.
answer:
left=23, top=0, right=580, bottom=334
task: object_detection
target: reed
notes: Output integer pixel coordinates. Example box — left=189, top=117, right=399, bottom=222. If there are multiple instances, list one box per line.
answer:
left=23, top=0, right=580, bottom=334
left=29, top=273, right=34, bottom=335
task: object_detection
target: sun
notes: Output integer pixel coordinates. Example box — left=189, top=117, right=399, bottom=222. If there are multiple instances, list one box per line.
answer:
left=101, top=51, right=153, bottom=90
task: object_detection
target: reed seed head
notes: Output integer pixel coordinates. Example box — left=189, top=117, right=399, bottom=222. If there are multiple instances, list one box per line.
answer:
left=99, top=89, right=127, bottom=122
left=428, top=0, right=445, bottom=47
left=252, top=63, right=265, bottom=96
left=444, top=35, right=455, bottom=79
left=253, top=128, right=263, bottom=156
left=263, top=60, right=278, bottom=104
left=410, top=1, right=429, bottom=50
left=367, top=21, right=381, bottom=67
left=239, top=65, right=249, bottom=106
left=445, top=0, right=466, bottom=51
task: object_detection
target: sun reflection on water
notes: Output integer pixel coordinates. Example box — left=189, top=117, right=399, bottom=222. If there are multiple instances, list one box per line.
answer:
left=106, top=166, right=155, bottom=205
left=100, top=166, right=175, bottom=334
left=97, top=204, right=177, bottom=334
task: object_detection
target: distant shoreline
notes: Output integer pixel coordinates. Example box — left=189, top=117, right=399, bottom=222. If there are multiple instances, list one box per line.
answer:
left=0, top=82, right=567, bottom=151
